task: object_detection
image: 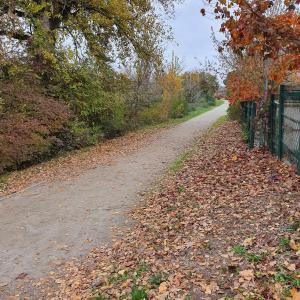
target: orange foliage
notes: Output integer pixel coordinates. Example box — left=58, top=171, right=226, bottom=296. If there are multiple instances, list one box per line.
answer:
left=205, top=0, right=300, bottom=92
left=270, top=54, right=300, bottom=83
left=226, top=72, right=260, bottom=104
left=160, top=71, right=182, bottom=119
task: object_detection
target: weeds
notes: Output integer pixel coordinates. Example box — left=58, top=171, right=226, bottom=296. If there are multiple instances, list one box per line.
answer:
left=232, top=245, right=265, bottom=264
left=92, top=295, right=107, bottom=300
left=279, top=238, right=290, bottom=251
left=149, top=273, right=163, bottom=287
left=134, top=263, right=148, bottom=279
left=274, top=270, right=300, bottom=288
left=131, top=286, right=147, bottom=300
left=169, top=151, right=191, bottom=173
left=232, top=245, right=247, bottom=255
left=178, top=185, right=186, bottom=193
left=109, top=272, right=129, bottom=284
left=285, top=221, right=300, bottom=233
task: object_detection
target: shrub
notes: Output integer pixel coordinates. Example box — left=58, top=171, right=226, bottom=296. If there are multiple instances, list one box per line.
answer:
left=0, top=82, right=71, bottom=173
left=171, top=98, right=188, bottom=118
left=207, top=95, right=216, bottom=106
left=138, top=103, right=166, bottom=126
left=80, top=91, right=126, bottom=138
left=68, top=120, right=104, bottom=148
left=227, top=101, right=243, bottom=121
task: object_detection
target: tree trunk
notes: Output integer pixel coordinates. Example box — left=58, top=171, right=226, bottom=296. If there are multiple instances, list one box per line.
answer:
left=255, top=58, right=271, bottom=147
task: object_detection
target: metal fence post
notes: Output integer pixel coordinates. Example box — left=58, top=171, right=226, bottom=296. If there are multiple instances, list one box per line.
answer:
left=278, top=85, right=285, bottom=159
left=297, top=135, right=300, bottom=175
left=249, top=101, right=256, bottom=149
left=269, top=94, right=275, bottom=154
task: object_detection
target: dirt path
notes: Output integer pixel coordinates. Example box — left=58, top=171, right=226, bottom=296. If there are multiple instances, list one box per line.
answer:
left=0, top=103, right=227, bottom=288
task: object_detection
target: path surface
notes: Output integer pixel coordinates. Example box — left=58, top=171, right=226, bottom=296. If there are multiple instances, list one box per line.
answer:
left=0, top=103, right=227, bottom=287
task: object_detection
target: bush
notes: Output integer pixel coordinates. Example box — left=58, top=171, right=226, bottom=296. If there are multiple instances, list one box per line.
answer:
left=0, top=82, right=71, bottom=173
left=227, top=101, right=243, bottom=121
left=187, top=96, right=212, bottom=111
left=68, top=120, right=104, bottom=148
left=171, top=98, right=188, bottom=118
left=81, top=91, right=126, bottom=138
left=138, top=103, right=166, bottom=126
left=207, top=95, right=216, bottom=106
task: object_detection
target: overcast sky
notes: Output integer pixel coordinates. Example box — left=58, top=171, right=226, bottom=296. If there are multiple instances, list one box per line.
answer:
left=166, top=0, right=222, bottom=71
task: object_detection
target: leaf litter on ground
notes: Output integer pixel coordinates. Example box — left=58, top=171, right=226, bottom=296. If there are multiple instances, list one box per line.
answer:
left=2, top=120, right=300, bottom=300
left=0, top=127, right=166, bottom=197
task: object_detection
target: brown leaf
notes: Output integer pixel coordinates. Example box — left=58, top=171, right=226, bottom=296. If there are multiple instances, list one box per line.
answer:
left=239, top=269, right=254, bottom=281
left=289, top=240, right=300, bottom=251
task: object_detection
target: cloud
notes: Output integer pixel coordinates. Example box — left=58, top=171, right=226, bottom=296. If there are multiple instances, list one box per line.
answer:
left=165, top=0, right=222, bottom=71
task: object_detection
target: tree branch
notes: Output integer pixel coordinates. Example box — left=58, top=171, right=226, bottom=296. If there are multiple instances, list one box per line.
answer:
left=1, top=5, right=26, bottom=17
left=0, top=30, right=30, bottom=41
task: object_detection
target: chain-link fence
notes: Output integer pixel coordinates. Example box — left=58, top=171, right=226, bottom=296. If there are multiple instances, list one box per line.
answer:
left=243, top=84, right=300, bottom=174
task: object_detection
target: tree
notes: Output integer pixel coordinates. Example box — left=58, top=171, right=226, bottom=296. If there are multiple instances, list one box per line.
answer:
left=182, top=71, right=219, bottom=103
left=0, top=1, right=182, bottom=173
left=160, top=53, right=184, bottom=119
left=203, top=0, right=300, bottom=144
left=0, top=0, right=178, bottom=81
left=202, top=1, right=300, bottom=61
left=122, top=58, right=163, bottom=127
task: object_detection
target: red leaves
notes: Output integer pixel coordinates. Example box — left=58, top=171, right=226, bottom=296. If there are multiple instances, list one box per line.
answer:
left=0, top=82, right=71, bottom=174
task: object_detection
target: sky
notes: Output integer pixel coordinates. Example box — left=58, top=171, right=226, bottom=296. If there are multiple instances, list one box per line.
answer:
left=166, top=0, right=222, bottom=72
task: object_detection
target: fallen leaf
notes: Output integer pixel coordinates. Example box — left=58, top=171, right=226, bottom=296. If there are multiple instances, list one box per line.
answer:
left=232, top=154, right=238, bottom=161
left=240, top=269, right=254, bottom=281
left=242, top=237, right=254, bottom=247
left=287, top=288, right=300, bottom=300
left=158, top=282, right=168, bottom=293
left=289, top=240, right=300, bottom=251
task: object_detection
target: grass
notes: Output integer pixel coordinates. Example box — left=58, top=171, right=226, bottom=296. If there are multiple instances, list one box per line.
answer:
left=232, top=245, right=266, bottom=264
left=109, top=272, right=129, bottom=284
left=177, top=99, right=225, bottom=123
left=92, top=296, right=107, bottom=300
left=143, top=99, right=225, bottom=131
left=149, top=273, right=163, bottom=287
left=274, top=270, right=300, bottom=288
left=284, top=220, right=300, bottom=233
left=134, top=263, right=148, bottom=279
left=279, top=237, right=290, bottom=251
left=169, top=150, right=192, bottom=173
left=169, top=113, right=228, bottom=174
left=232, top=245, right=247, bottom=255
left=178, top=185, right=186, bottom=193
left=131, top=286, right=147, bottom=300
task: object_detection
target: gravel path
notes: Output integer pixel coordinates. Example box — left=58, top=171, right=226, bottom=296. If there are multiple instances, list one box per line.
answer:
left=0, top=103, right=227, bottom=288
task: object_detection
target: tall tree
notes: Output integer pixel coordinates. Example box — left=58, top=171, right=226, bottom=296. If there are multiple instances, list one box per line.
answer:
left=0, top=0, right=178, bottom=80
left=203, top=0, right=300, bottom=144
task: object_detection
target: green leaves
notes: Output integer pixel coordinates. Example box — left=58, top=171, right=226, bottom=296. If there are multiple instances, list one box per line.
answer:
left=232, top=245, right=247, bottom=255
left=131, top=286, right=147, bottom=300
left=0, top=0, right=176, bottom=72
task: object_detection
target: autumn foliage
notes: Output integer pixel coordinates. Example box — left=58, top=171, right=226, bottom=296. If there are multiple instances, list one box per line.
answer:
left=226, top=71, right=260, bottom=104
left=204, top=0, right=300, bottom=104
left=0, top=82, right=71, bottom=173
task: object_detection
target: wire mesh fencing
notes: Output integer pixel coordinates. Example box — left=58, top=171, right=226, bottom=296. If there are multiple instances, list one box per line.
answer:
left=243, top=84, right=300, bottom=174
left=241, top=101, right=256, bottom=149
